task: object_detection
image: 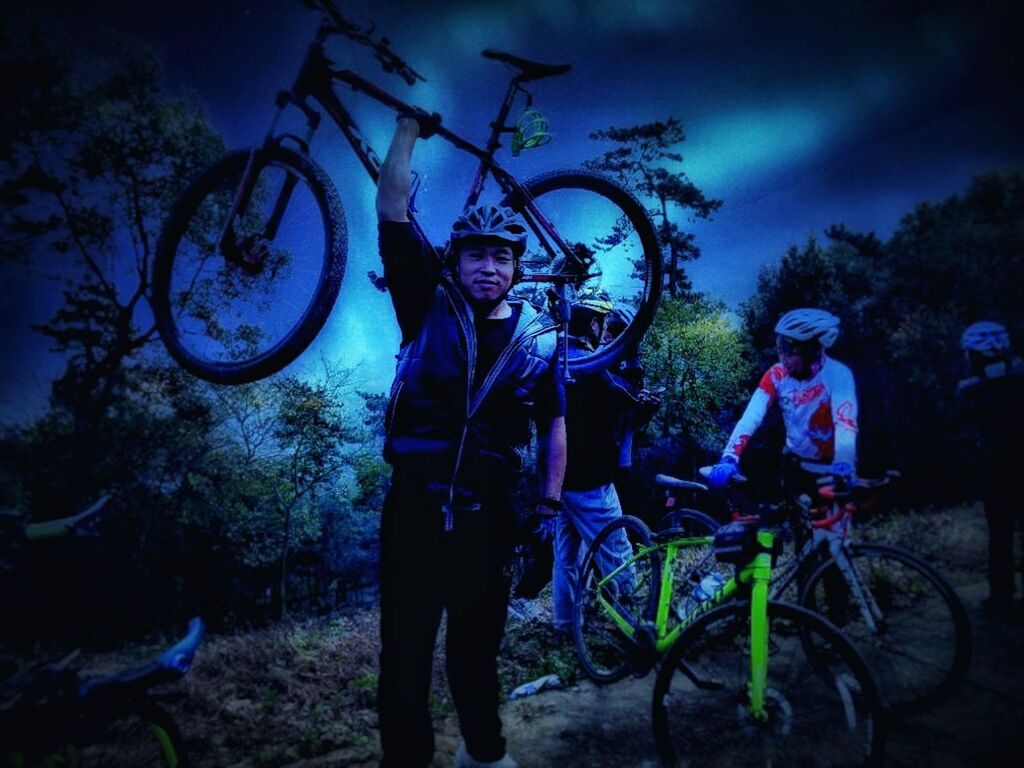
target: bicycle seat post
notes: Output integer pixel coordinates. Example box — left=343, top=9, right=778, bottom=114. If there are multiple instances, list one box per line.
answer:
left=484, top=77, right=524, bottom=160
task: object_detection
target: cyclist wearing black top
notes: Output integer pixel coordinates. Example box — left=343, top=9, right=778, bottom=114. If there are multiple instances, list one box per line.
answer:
left=375, top=115, right=566, bottom=768
left=957, top=320, right=1024, bottom=618
left=551, top=292, right=659, bottom=636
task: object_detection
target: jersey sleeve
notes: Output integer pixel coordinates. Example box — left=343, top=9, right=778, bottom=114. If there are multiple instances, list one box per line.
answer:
left=723, top=366, right=781, bottom=459
left=379, top=221, right=440, bottom=346
left=830, top=363, right=858, bottom=468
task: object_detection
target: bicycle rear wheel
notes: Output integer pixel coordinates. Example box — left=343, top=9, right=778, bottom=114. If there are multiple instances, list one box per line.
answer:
left=653, top=600, right=885, bottom=767
left=153, top=145, right=347, bottom=384
left=800, top=543, right=971, bottom=715
left=503, top=170, right=661, bottom=376
left=573, top=515, right=659, bottom=683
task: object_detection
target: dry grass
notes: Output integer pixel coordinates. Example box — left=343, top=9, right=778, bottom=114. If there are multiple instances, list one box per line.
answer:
left=27, top=502, right=993, bottom=766
left=176, top=611, right=384, bottom=766
left=855, top=501, right=988, bottom=585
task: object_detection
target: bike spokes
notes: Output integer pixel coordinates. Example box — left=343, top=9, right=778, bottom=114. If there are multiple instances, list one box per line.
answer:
left=160, top=154, right=335, bottom=373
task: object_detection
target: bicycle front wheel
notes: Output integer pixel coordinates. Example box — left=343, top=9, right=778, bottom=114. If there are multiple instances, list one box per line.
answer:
left=503, top=170, right=662, bottom=376
left=573, top=515, right=659, bottom=683
left=800, top=543, right=971, bottom=715
left=653, top=600, right=885, bottom=767
left=36, top=700, right=188, bottom=767
left=153, top=146, right=347, bottom=384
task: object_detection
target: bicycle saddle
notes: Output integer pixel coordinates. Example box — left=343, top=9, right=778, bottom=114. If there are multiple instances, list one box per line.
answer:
left=481, top=50, right=572, bottom=81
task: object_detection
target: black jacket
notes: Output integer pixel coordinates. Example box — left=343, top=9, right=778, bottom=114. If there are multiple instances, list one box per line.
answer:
left=384, top=275, right=559, bottom=494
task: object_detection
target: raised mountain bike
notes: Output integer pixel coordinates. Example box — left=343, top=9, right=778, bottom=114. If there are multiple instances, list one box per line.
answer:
left=152, top=0, right=661, bottom=385
left=1, top=618, right=203, bottom=767
left=649, top=464, right=971, bottom=715
left=573, top=513, right=885, bottom=766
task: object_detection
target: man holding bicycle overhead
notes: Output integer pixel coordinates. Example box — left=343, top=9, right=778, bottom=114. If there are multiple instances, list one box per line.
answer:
left=375, top=114, right=566, bottom=768
left=551, top=291, right=660, bottom=637
left=708, top=308, right=858, bottom=501
left=957, top=320, right=1024, bottom=619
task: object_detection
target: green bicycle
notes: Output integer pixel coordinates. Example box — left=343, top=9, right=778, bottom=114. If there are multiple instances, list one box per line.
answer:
left=574, top=514, right=885, bottom=766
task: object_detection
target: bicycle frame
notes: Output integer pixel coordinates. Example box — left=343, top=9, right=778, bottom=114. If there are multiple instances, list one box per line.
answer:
left=206, top=18, right=609, bottom=381
left=762, top=496, right=888, bottom=633
left=243, top=22, right=589, bottom=286
left=594, top=529, right=778, bottom=717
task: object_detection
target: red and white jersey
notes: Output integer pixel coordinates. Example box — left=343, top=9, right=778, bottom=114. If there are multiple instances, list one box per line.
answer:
left=724, top=356, right=858, bottom=467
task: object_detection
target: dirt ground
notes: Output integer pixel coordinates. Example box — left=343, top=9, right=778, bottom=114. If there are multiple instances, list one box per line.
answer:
left=336, top=504, right=1024, bottom=768
left=483, top=577, right=1024, bottom=768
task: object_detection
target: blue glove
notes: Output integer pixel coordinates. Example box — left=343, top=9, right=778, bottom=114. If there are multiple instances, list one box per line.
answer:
left=708, top=456, right=739, bottom=490
left=536, top=514, right=558, bottom=542
left=831, top=461, right=855, bottom=484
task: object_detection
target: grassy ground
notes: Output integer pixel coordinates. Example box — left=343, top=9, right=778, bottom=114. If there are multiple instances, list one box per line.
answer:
left=10, top=500, right=1015, bottom=767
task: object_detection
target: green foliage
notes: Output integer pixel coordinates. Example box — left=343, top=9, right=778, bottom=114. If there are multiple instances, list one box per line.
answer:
left=352, top=451, right=390, bottom=510
left=641, top=295, right=752, bottom=458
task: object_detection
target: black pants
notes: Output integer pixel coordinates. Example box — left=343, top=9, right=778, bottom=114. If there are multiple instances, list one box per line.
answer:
left=984, top=485, right=1023, bottom=605
left=377, top=472, right=514, bottom=767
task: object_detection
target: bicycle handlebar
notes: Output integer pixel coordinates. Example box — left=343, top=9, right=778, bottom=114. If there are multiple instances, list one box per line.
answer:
left=77, top=617, right=205, bottom=698
left=696, top=465, right=749, bottom=485
left=654, top=474, right=709, bottom=493
left=21, top=495, right=110, bottom=542
left=304, top=0, right=425, bottom=85
left=817, top=470, right=901, bottom=502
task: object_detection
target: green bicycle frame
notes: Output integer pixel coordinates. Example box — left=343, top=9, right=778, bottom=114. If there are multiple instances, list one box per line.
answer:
left=594, top=528, right=778, bottom=717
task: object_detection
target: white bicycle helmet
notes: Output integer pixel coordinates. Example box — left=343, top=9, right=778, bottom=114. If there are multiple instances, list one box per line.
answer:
left=449, top=204, right=528, bottom=256
left=774, top=308, right=840, bottom=348
left=961, top=320, right=1010, bottom=357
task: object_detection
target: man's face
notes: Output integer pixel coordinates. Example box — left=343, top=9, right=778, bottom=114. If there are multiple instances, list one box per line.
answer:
left=776, top=335, right=818, bottom=378
left=456, top=242, right=516, bottom=303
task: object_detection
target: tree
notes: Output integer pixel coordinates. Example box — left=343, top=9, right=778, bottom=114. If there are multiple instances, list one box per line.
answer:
left=639, top=295, right=751, bottom=477
left=0, top=32, right=224, bottom=480
left=739, top=235, right=875, bottom=367
left=269, top=363, right=353, bottom=616
left=585, top=118, right=722, bottom=298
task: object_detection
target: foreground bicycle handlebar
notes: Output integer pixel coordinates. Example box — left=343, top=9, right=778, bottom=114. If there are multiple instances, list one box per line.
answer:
left=2, top=618, right=205, bottom=766
left=77, top=617, right=205, bottom=698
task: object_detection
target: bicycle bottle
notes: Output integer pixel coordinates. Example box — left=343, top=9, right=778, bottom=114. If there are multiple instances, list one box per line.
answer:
left=676, top=571, right=726, bottom=620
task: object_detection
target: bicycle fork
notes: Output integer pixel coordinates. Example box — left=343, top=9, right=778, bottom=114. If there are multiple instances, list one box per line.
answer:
left=217, top=92, right=321, bottom=269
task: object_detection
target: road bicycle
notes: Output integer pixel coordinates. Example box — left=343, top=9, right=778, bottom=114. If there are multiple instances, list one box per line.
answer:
left=573, top=513, right=885, bottom=766
left=647, top=464, right=972, bottom=715
left=153, top=0, right=661, bottom=385
left=1, top=618, right=203, bottom=767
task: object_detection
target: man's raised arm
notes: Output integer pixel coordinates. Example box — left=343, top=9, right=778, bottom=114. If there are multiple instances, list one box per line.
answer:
left=376, top=117, right=420, bottom=223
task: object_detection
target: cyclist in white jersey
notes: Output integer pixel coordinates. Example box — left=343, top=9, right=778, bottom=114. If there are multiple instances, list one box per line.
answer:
left=708, top=308, right=858, bottom=495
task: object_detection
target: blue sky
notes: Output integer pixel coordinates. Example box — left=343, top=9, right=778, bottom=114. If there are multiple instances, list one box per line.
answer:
left=3, top=0, right=1023, bottom=417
